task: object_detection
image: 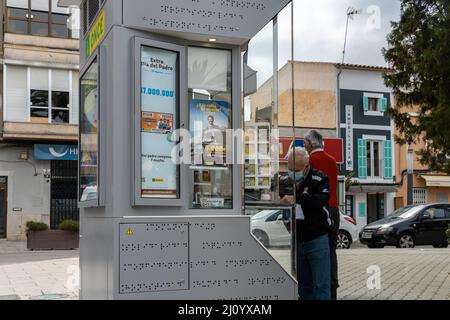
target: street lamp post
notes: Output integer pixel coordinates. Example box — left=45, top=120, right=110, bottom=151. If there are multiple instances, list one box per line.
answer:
left=407, top=146, right=414, bottom=205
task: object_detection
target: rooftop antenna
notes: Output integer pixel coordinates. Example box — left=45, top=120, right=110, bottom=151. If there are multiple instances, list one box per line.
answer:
left=337, top=7, right=362, bottom=143
left=342, top=6, right=362, bottom=64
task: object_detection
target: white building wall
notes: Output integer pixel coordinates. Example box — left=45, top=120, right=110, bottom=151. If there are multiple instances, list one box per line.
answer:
left=340, top=69, right=391, bottom=92
left=0, top=145, right=51, bottom=240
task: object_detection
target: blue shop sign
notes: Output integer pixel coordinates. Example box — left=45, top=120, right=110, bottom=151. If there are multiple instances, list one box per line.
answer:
left=34, top=144, right=78, bottom=161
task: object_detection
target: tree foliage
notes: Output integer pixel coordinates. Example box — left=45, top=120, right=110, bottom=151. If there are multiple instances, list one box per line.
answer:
left=383, top=0, right=450, bottom=173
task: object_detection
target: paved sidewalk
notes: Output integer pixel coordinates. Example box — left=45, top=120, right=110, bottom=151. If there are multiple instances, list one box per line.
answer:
left=338, top=247, right=450, bottom=300
left=0, top=240, right=27, bottom=254
left=0, top=241, right=79, bottom=300
left=1, top=241, right=449, bottom=300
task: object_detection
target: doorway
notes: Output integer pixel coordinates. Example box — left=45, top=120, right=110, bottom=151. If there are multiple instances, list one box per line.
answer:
left=0, top=177, right=8, bottom=239
left=367, top=193, right=385, bottom=224
left=50, top=161, right=79, bottom=229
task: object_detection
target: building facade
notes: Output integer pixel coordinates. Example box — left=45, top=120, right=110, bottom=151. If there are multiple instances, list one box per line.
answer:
left=0, top=0, right=80, bottom=240
left=394, top=106, right=450, bottom=209
left=339, top=64, right=396, bottom=230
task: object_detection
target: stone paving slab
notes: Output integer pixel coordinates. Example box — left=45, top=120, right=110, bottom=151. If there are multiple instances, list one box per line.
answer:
left=0, top=242, right=79, bottom=300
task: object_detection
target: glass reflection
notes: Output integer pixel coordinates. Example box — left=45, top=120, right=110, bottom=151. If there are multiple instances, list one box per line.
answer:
left=79, top=60, right=98, bottom=202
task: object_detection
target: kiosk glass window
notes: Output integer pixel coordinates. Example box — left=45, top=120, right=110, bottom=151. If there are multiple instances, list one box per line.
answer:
left=139, top=46, right=180, bottom=199
left=79, top=60, right=98, bottom=202
left=188, top=47, right=233, bottom=209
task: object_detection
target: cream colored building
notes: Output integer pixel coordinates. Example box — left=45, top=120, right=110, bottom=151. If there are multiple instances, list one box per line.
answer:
left=248, top=61, right=337, bottom=137
left=394, top=105, right=450, bottom=209
left=0, top=0, right=80, bottom=240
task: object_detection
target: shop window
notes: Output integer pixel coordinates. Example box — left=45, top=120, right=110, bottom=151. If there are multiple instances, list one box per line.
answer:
left=188, top=47, right=233, bottom=209
left=79, top=59, right=98, bottom=202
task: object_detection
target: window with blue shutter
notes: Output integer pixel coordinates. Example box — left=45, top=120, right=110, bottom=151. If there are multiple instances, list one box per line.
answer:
left=363, top=96, right=369, bottom=112
left=358, top=139, right=367, bottom=178
left=380, top=97, right=388, bottom=113
left=383, top=140, right=393, bottom=179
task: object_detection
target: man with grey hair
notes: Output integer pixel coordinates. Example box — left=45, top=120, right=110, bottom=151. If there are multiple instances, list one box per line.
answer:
left=282, top=147, right=332, bottom=300
left=304, top=129, right=340, bottom=300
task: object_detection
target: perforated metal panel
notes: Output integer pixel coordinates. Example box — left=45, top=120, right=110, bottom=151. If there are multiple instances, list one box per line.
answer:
left=123, top=0, right=291, bottom=42
left=117, top=217, right=297, bottom=300
left=119, top=223, right=189, bottom=294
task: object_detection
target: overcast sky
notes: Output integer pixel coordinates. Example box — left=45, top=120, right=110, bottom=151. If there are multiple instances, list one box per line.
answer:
left=292, top=0, right=401, bottom=65
left=246, top=0, right=401, bottom=85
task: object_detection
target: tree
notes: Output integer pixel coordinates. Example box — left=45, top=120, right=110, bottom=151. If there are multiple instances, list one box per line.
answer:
left=383, top=0, right=450, bottom=173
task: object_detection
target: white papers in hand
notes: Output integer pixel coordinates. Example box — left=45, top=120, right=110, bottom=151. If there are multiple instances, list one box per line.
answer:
left=296, top=204, right=305, bottom=220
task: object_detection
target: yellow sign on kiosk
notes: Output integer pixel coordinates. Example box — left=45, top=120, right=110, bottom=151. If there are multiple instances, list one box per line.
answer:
left=86, top=10, right=106, bottom=58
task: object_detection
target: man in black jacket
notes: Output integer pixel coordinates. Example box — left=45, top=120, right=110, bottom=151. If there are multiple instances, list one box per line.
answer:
left=282, top=147, right=332, bottom=300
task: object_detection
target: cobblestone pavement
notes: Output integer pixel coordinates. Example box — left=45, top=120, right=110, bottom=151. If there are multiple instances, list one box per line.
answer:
left=1, top=241, right=449, bottom=300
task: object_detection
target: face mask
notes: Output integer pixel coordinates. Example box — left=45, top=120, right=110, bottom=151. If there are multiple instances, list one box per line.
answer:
left=288, top=170, right=304, bottom=182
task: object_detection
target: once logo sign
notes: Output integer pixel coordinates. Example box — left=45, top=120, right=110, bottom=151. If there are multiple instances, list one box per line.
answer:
left=86, top=10, right=106, bottom=58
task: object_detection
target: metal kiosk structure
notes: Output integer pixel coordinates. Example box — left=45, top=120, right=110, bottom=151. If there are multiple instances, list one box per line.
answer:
left=59, top=0, right=297, bottom=300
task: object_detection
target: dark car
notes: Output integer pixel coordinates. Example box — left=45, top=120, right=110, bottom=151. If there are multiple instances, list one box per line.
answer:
left=359, top=203, right=450, bottom=249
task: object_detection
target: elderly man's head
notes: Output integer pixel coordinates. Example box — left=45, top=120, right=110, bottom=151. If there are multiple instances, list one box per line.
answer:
left=287, top=147, right=310, bottom=181
left=304, top=130, right=324, bottom=154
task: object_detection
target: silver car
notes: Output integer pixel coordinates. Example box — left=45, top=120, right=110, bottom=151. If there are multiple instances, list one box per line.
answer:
left=251, top=209, right=359, bottom=249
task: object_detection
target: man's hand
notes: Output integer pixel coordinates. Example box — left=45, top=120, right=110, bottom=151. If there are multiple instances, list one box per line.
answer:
left=281, top=195, right=294, bottom=205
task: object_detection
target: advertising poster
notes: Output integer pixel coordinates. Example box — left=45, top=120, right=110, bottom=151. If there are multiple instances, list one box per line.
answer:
left=141, top=112, right=174, bottom=134
left=140, top=46, right=178, bottom=198
left=190, top=99, right=230, bottom=165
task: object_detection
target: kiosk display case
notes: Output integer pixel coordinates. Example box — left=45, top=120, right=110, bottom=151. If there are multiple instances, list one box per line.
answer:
left=188, top=47, right=233, bottom=209
left=67, top=0, right=296, bottom=300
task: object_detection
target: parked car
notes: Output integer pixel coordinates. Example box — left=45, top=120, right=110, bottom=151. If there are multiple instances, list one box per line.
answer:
left=251, top=209, right=358, bottom=249
left=251, top=210, right=291, bottom=247
left=337, top=214, right=359, bottom=249
left=359, top=203, right=450, bottom=249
